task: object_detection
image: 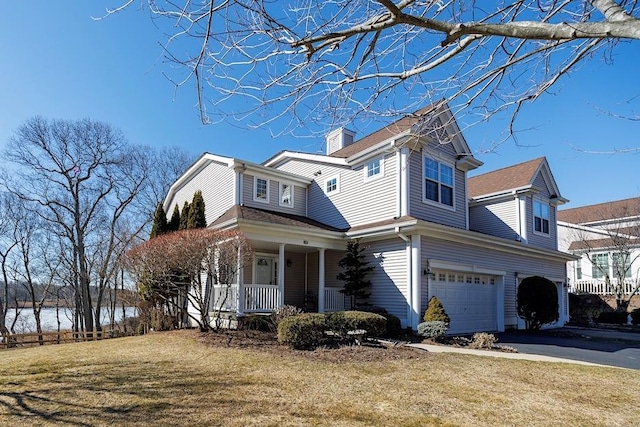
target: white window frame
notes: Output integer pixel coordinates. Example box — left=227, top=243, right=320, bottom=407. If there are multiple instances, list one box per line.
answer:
left=279, top=182, right=294, bottom=208
left=363, top=157, right=384, bottom=182
left=533, top=199, right=550, bottom=236
left=253, top=176, right=270, bottom=203
left=422, top=154, right=455, bottom=210
left=324, top=175, right=340, bottom=195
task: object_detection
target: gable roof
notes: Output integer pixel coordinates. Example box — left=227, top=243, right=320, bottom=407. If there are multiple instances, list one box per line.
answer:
left=264, top=101, right=480, bottom=169
left=467, top=157, right=565, bottom=205
left=557, top=197, right=640, bottom=225
left=468, top=157, right=545, bottom=198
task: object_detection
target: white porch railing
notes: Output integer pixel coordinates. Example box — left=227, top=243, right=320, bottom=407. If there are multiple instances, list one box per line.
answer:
left=212, top=284, right=280, bottom=313
left=571, top=279, right=638, bottom=296
left=324, top=287, right=346, bottom=312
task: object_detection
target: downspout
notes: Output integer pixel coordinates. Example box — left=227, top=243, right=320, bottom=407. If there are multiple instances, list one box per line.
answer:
left=396, top=228, right=412, bottom=329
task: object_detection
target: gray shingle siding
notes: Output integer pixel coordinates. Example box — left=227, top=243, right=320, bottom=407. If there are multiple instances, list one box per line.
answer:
left=274, top=156, right=397, bottom=229
left=408, top=150, right=467, bottom=229
left=469, top=199, right=519, bottom=240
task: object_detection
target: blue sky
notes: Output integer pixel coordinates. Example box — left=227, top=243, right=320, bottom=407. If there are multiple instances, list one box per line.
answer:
left=1, top=3, right=638, bottom=208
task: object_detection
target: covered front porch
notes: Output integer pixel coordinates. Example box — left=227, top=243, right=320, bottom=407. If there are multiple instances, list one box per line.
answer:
left=208, top=233, right=348, bottom=318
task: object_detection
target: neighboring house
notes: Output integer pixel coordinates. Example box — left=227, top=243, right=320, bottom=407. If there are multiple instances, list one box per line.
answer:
left=558, top=198, right=640, bottom=298
left=164, top=102, right=574, bottom=334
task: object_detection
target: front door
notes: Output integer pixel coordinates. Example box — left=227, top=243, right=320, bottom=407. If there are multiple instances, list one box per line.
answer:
left=255, top=256, right=278, bottom=285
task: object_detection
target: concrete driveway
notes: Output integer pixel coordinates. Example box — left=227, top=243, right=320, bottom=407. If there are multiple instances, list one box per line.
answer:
left=494, top=327, right=640, bottom=370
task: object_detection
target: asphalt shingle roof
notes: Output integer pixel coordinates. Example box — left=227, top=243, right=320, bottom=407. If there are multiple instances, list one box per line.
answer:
left=467, top=157, right=545, bottom=198
left=557, top=197, right=640, bottom=224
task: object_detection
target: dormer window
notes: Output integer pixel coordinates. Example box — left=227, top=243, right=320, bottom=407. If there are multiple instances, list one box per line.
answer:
left=423, top=155, right=454, bottom=207
left=533, top=199, right=550, bottom=235
left=254, top=177, right=269, bottom=203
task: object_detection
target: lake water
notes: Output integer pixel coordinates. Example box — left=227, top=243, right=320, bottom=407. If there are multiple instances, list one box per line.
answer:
left=4, top=306, right=137, bottom=333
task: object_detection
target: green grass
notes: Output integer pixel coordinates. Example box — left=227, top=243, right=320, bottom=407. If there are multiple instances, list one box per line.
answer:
left=0, top=331, right=638, bottom=426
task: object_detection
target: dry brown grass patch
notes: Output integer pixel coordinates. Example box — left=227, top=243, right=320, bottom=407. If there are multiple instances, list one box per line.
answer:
left=0, top=330, right=638, bottom=426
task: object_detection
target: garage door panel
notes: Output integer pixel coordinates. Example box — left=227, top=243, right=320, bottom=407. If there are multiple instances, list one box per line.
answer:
left=431, top=271, right=497, bottom=335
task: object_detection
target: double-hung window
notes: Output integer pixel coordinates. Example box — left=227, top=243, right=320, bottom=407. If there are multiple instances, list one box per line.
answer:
left=279, top=182, right=293, bottom=207
left=533, top=200, right=550, bottom=234
left=423, top=156, right=453, bottom=207
left=591, top=253, right=609, bottom=279
left=254, top=177, right=269, bottom=203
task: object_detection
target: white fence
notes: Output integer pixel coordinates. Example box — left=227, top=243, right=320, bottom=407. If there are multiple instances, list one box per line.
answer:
left=571, top=279, right=639, bottom=296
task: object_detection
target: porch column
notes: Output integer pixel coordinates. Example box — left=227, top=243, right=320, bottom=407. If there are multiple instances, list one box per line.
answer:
left=318, top=248, right=326, bottom=313
left=278, top=243, right=285, bottom=307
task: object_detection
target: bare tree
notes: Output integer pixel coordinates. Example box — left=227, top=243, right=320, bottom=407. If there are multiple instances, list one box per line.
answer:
left=3, top=118, right=147, bottom=333
left=104, top=1, right=640, bottom=145
left=124, top=228, right=253, bottom=331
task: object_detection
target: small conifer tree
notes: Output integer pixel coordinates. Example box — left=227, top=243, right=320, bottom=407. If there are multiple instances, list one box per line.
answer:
left=187, top=190, right=207, bottom=229
left=150, top=203, right=168, bottom=239
left=337, top=239, right=374, bottom=309
left=423, top=296, right=450, bottom=325
left=179, top=201, right=190, bottom=230
left=168, top=204, right=180, bottom=232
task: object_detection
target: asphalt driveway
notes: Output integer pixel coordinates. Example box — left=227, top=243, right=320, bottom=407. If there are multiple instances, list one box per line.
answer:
left=494, top=327, right=640, bottom=370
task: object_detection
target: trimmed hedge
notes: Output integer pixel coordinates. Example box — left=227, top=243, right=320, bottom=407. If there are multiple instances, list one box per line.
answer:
left=417, top=321, right=448, bottom=340
left=380, top=313, right=402, bottom=337
left=631, top=308, right=640, bottom=325
left=277, top=313, right=327, bottom=350
left=325, top=311, right=387, bottom=340
left=598, top=311, right=628, bottom=325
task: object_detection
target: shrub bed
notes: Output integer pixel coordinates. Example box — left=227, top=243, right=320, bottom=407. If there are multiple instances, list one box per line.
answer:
left=631, top=308, right=640, bottom=325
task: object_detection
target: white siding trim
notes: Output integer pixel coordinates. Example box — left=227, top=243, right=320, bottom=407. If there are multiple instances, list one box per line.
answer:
left=400, top=147, right=409, bottom=217
left=410, top=235, right=422, bottom=330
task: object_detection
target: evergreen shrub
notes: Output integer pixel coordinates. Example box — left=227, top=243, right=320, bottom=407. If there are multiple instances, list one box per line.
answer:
left=277, top=313, right=327, bottom=350
left=423, top=296, right=450, bottom=325
left=517, top=276, right=559, bottom=330
left=325, top=310, right=386, bottom=340
left=417, top=321, right=448, bottom=340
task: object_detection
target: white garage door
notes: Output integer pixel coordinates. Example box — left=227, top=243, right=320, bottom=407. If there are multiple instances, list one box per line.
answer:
left=430, top=271, right=497, bottom=335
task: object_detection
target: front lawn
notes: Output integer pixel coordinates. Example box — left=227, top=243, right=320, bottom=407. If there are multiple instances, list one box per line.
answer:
left=0, top=330, right=637, bottom=426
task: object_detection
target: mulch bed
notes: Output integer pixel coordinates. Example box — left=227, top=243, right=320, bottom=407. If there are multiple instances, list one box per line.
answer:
left=191, top=329, right=424, bottom=363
